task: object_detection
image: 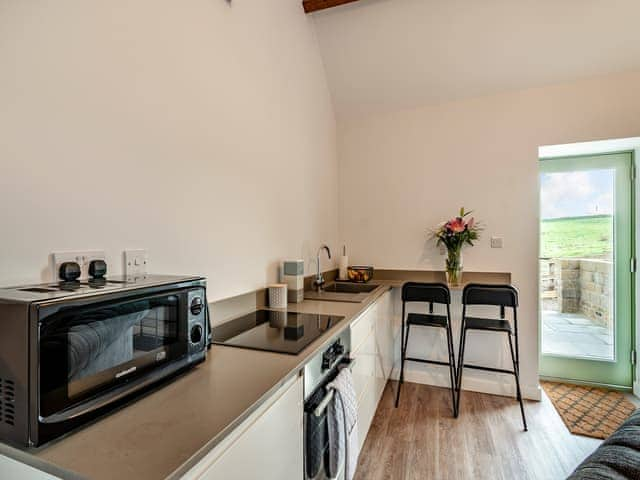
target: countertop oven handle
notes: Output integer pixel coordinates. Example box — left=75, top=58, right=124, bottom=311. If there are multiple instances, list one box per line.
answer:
left=39, top=361, right=186, bottom=424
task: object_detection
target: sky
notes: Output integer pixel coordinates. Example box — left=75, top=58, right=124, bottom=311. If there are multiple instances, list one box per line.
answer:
left=540, top=169, right=614, bottom=219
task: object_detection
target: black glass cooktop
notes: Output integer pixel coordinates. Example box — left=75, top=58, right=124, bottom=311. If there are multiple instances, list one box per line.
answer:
left=212, top=310, right=345, bottom=355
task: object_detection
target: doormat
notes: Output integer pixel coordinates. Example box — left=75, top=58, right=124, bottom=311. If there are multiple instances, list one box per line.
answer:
left=541, top=381, right=637, bottom=439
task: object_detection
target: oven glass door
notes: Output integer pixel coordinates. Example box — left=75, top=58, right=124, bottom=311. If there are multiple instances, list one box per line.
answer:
left=38, top=291, right=187, bottom=418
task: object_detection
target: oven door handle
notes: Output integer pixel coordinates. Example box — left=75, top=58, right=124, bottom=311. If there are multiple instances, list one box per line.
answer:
left=312, top=358, right=355, bottom=418
left=313, top=390, right=335, bottom=417
left=39, top=361, right=187, bottom=424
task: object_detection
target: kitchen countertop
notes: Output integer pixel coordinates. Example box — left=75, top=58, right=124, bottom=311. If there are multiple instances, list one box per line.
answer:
left=2, top=270, right=510, bottom=480
left=2, top=280, right=403, bottom=480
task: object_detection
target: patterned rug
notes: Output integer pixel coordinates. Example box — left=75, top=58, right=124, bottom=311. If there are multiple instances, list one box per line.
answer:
left=542, top=381, right=637, bottom=439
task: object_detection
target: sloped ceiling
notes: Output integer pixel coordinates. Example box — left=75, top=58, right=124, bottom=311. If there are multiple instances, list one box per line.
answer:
left=311, top=0, right=640, bottom=120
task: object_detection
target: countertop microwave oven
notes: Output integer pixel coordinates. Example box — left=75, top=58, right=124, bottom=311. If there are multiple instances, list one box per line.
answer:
left=0, top=274, right=208, bottom=447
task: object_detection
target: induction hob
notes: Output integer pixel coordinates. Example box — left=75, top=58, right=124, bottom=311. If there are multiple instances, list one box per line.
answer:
left=211, top=309, right=345, bottom=355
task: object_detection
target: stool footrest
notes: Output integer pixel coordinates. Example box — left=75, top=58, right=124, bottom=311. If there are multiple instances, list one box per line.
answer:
left=462, top=363, right=515, bottom=375
left=405, top=357, right=452, bottom=367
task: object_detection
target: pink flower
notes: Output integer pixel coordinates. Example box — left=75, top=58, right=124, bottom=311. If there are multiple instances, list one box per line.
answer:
left=449, top=217, right=466, bottom=233
left=467, top=217, right=475, bottom=230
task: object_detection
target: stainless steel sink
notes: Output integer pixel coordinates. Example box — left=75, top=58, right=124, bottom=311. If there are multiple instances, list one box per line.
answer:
left=304, top=282, right=381, bottom=303
left=322, top=283, right=379, bottom=294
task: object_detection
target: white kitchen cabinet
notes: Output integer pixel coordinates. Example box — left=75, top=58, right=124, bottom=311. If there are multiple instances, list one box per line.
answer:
left=183, top=374, right=303, bottom=480
left=354, top=333, right=377, bottom=450
left=0, top=455, right=59, bottom=480
left=350, top=289, right=398, bottom=451
left=389, top=287, right=403, bottom=378
left=350, top=302, right=376, bottom=351
left=375, top=291, right=395, bottom=383
left=350, top=304, right=378, bottom=449
left=356, top=378, right=379, bottom=452
left=351, top=325, right=376, bottom=403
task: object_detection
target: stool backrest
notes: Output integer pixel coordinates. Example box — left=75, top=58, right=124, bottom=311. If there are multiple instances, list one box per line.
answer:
left=462, top=283, right=518, bottom=308
left=402, top=282, right=451, bottom=305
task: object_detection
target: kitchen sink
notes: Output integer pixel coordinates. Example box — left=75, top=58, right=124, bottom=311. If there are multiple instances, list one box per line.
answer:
left=304, top=282, right=381, bottom=303
left=322, top=282, right=379, bottom=294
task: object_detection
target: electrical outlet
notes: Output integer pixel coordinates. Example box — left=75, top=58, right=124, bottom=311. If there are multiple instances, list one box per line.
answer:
left=51, top=250, right=106, bottom=281
left=124, top=249, right=148, bottom=277
left=491, top=236, right=504, bottom=249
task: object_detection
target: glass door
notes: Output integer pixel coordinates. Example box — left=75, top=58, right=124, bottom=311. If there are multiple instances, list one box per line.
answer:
left=39, top=292, right=186, bottom=417
left=539, top=152, right=634, bottom=388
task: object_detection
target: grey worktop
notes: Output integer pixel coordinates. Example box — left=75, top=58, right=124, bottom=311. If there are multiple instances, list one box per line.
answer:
left=2, top=269, right=510, bottom=480
left=3, top=281, right=401, bottom=480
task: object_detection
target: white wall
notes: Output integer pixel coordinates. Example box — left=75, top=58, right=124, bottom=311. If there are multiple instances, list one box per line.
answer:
left=311, top=0, right=640, bottom=120
left=339, top=71, right=640, bottom=397
left=0, top=0, right=339, bottom=300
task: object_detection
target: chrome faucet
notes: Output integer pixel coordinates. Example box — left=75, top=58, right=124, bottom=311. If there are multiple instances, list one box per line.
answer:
left=314, top=245, right=332, bottom=291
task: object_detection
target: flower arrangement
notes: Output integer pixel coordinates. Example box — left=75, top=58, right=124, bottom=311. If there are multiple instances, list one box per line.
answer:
left=433, top=207, right=482, bottom=286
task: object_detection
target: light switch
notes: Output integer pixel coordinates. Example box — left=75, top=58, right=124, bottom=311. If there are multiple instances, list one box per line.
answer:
left=125, top=250, right=148, bottom=277
left=491, top=236, right=504, bottom=249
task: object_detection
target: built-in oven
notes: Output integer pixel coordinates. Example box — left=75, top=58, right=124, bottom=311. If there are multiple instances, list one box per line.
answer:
left=0, top=275, right=207, bottom=447
left=304, top=329, right=352, bottom=480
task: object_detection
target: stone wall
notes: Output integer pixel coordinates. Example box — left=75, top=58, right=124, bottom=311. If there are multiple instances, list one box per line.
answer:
left=545, top=258, right=612, bottom=328
left=578, top=259, right=612, bottom=327
left=539, top=259, right=558, bottom=311
left=558, top=259, right=580, bottom=313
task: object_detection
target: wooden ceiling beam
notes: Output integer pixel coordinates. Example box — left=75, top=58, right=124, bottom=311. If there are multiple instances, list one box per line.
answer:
left=303, top=0, right=362, bottom=14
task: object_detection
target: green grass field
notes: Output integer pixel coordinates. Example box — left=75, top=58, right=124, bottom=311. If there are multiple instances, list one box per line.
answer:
left=541, top=214, right=613, bottom=259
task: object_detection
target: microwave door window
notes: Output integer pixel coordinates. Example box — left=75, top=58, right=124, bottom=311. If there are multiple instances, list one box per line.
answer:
left=67, top=307, right=149, bottom=383
left=39, top=295, right=185, bottom=417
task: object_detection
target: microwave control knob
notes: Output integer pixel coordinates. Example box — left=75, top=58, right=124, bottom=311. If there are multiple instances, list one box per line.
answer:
left=190, top=324, right=203, bottom=344
left=190, top=297, right=203, bottom=315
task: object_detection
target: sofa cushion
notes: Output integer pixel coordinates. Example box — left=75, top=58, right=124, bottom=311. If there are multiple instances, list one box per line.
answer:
left=568, top=409, right=640, bottom=480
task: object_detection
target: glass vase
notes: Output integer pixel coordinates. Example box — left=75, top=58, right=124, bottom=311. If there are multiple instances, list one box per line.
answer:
left=445, top=252, right=463, bottom=287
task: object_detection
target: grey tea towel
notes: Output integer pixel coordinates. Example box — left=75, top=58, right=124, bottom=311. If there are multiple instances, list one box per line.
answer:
left=326, top=367, right=358, bottom=480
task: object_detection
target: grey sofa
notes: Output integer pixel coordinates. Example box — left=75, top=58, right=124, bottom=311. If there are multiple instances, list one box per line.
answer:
left=567, top=409, right=640, bottom=479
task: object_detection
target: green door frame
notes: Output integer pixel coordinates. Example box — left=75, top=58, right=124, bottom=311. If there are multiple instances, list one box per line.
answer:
left=538, top=151, right=635, bottom=389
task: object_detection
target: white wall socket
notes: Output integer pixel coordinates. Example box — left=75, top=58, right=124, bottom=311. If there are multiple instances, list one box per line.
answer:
left=124, top=249, right=148, bottom=277
left=51, top=250, right=106, bottom=282
left=491, top=236, right=504, bottom=248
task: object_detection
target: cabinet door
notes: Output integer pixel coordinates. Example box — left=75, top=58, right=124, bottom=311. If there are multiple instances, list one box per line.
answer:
left=0, top=455, right=59, bottom=480
left=352, top=291, right=398, bottom=452
left=372, top=298, right=386, bottom=400
left=384, top=291, right=394, bottom=380
left=351, top=303, right=376, bottom=352
left=356, top=381, right=379, bottom=452
left=390, top=288, right=402, bottom=378
left=374, top=291, right=394, bottom=383
left=186, top=375, right=303, bottom=480
left=352, top=326, right=377, bottom=406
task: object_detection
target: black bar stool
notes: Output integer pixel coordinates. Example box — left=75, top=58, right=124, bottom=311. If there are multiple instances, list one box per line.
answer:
left=395, top=282, right=457, bottom=416
left=455, top=283, right=527, bottom=431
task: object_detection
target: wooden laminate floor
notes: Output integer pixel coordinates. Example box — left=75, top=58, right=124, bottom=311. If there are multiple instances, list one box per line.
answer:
left=355, top=381, right=601, bottom=480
